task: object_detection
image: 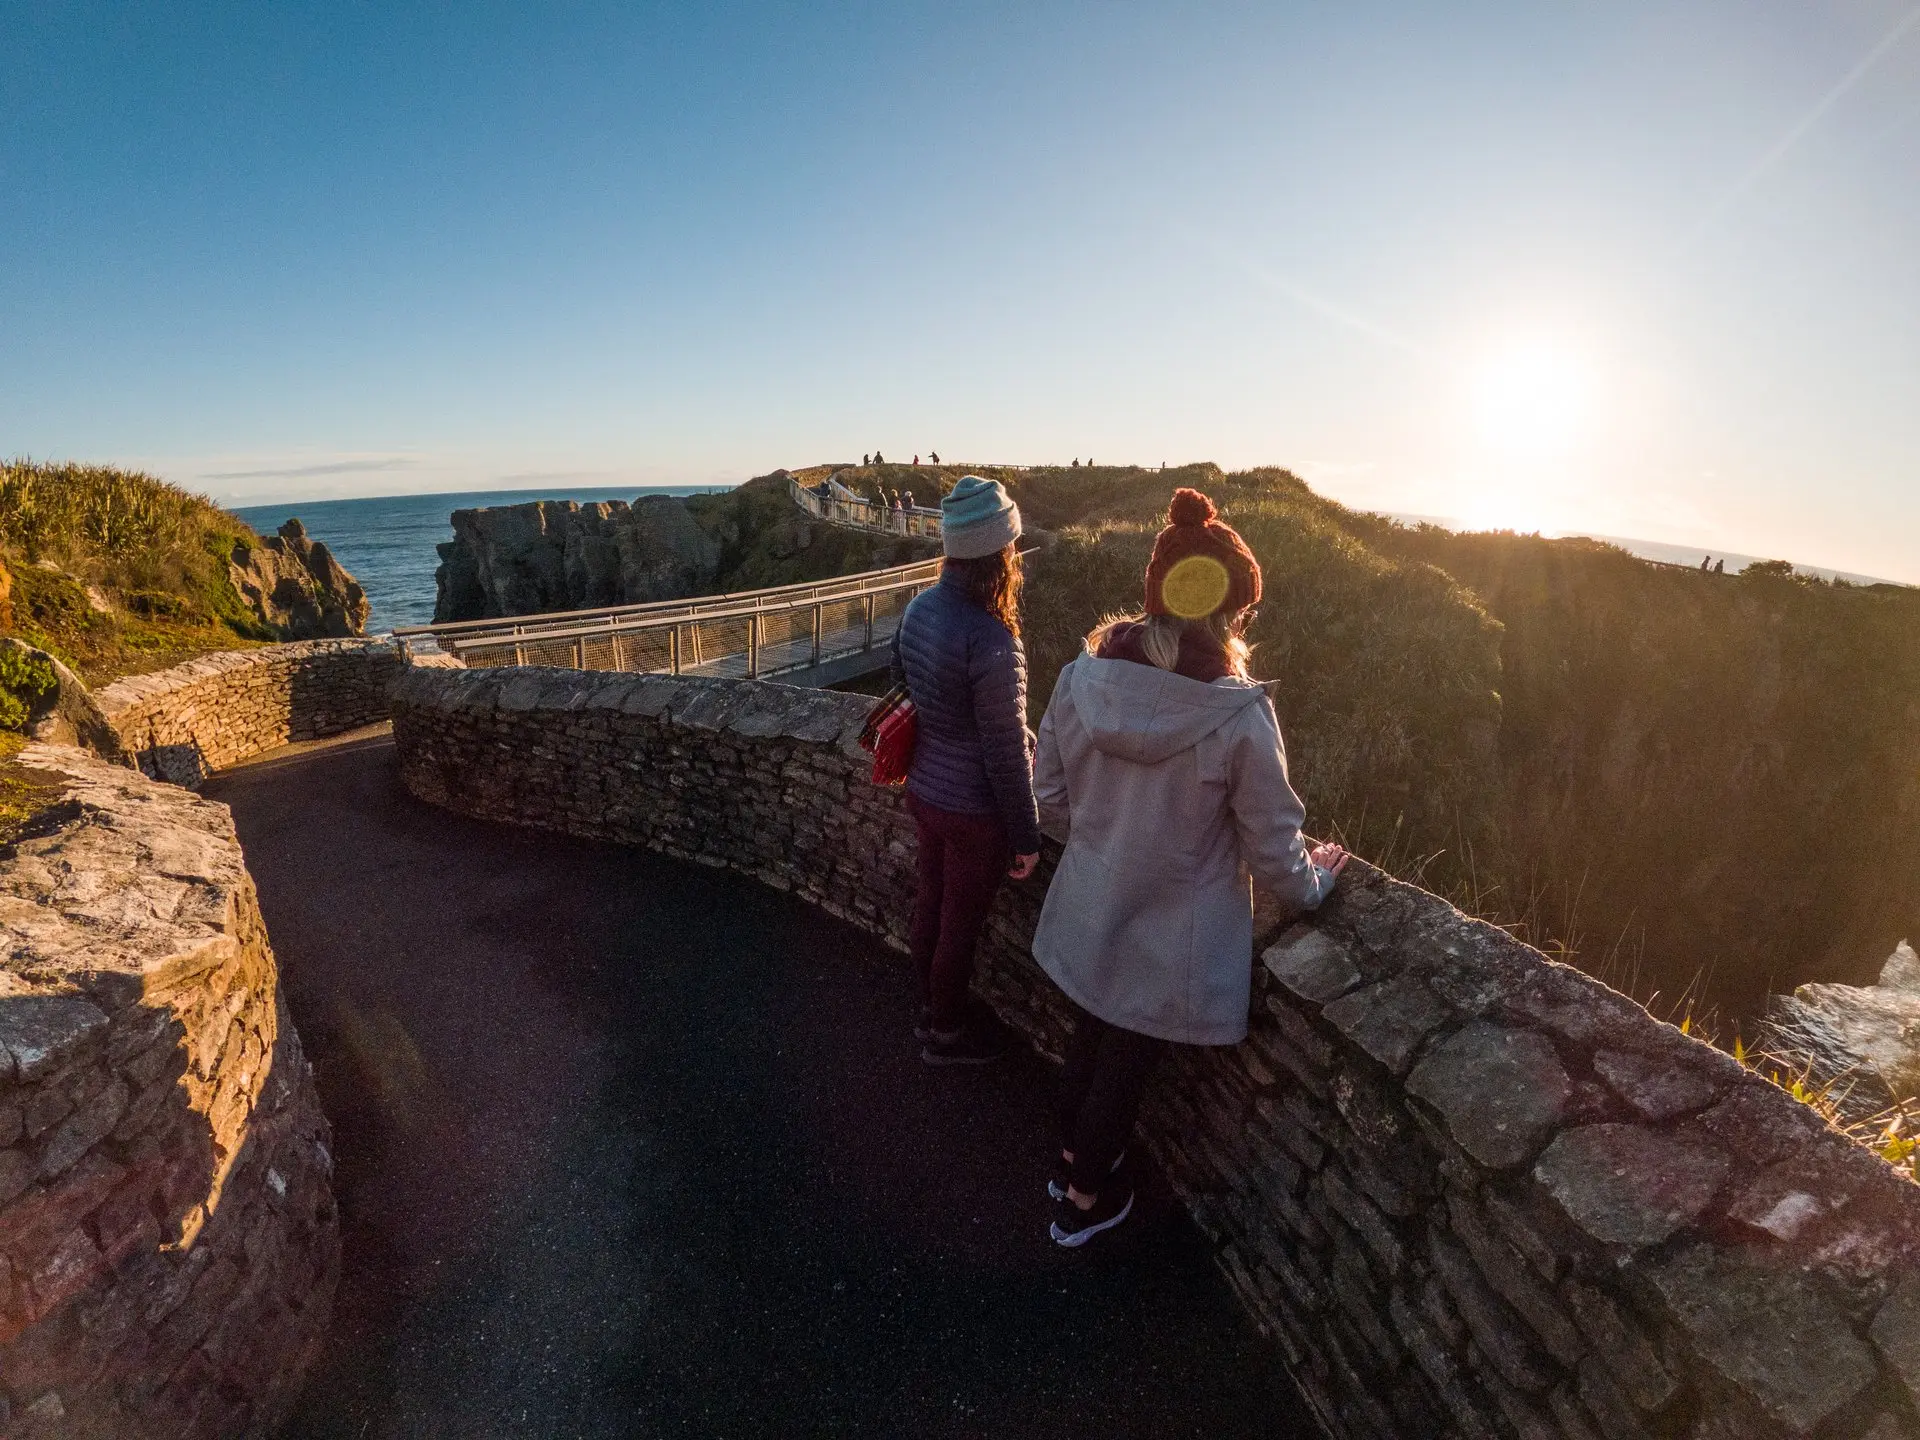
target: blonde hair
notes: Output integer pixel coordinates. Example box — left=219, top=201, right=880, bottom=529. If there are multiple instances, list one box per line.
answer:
left=1086, top=610, right=1252, bottom=679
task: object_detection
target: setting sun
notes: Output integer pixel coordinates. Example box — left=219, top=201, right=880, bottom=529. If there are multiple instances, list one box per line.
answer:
left=1469, top=340, right=1592, bottom=457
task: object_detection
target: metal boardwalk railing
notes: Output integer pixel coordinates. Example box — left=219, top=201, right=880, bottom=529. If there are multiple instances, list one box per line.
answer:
left=391, top=556, right=942, bottom=682
left=788, top=475, right=943, bottom=539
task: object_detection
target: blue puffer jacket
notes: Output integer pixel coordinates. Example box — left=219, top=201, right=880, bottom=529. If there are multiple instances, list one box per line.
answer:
left=891, top=570, right=1043, bottom=854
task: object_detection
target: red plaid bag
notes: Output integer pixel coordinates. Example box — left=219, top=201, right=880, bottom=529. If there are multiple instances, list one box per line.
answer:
left=858, top=684, right=918, bottom=788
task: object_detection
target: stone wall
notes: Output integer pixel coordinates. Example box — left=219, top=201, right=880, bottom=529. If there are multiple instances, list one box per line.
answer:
left=0, top=743, right=338, bottom=1438
left=390, top=664, right=1920, bottom=1440
left=93, top=639, right=404, bottom=785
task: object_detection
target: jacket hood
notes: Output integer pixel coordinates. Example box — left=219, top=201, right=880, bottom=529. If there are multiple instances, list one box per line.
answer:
left=1068, top=653, right=1267, bottom=765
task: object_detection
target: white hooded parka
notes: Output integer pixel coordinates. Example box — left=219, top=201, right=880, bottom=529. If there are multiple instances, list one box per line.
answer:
left=1031, top=650, right=1332, bottom=1045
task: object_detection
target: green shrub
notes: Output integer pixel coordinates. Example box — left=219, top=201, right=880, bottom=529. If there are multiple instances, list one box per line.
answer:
left=0, top=646, right=57, bottom=732
left=0, top=458, right=275, bottom=682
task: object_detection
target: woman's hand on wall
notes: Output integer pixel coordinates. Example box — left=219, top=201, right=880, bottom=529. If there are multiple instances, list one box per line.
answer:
left=1308, top=842, right=1349, bottom=877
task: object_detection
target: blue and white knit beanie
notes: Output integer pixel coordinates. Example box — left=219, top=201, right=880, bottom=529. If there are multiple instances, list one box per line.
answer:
left=940, top=476, right=1021, bottom=559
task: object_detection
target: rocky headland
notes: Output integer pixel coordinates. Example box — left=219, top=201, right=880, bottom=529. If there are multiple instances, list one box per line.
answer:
left=0, top=460, right=371, bottom=691
left=1768, top=941, right=1920, bottom=1122
left=228, top=518, right=368, bottom=639
left=432, top=471, right=938, bottom=622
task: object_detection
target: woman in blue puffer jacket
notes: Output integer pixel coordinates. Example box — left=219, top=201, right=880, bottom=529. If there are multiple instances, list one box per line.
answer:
left=891, top=476, right=1041, bottom=1065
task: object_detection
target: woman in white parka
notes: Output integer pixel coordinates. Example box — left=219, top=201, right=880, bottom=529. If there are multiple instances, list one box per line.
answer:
left=1032, top=489, right=1347, bottom=1246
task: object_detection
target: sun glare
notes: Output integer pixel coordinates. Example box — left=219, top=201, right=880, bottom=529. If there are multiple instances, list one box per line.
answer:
left=1469, top=340, right=1590, bottom=457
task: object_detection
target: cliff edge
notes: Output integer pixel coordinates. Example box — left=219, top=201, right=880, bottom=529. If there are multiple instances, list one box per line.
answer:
left=432, top=472, right=937, bottom=622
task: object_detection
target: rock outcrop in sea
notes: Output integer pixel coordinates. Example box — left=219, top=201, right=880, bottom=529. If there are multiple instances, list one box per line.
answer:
left=434, top=498, right=723, bottom=622
left=230, top=518, right=370, bottom=637
left=1767, top=939, right=1920, bottom=1118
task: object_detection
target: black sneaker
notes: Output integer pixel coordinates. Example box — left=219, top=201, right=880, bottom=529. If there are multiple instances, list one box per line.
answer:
left=1048, top=1148, right=1126, bottom=1201
left=1050, top=1186, right=1135, bottom=1247
left=920, top=1022, right=1011, bottom=1067
left=916, top=996, right=993, bottom=1044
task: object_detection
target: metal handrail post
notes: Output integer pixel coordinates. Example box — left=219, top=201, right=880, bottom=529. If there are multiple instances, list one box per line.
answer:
left=748, top=614, right=761, bottom=678
left=574, top=635, right=586, bottom=669
left=671, top=626, right=681, bottom=675
left=810, top=602, right=822, bottom=665
left=864, top=593, right=874, bottom=650
left=514, top=640, right=527, bottom=667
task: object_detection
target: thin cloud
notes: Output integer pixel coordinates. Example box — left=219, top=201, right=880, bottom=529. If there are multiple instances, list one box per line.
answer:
left=205, top=458, right=419, bottom=480
left=1173, top=222, right=1429, bottom=362
left=1679, top=5, right=1920, bottom=250
left=1241, top=264, right=1429, bottom=361
left=490, top=470, right=621, bottom=484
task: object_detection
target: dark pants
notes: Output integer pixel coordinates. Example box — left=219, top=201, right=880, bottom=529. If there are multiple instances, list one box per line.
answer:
left=907, top=793, right=1009, bottom=1031
left=1058, top=1005, right=1165, bottom=1196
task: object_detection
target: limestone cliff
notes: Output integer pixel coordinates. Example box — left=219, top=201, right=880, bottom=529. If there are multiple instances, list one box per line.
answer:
left=432, top=475, right=935, bottom=622
left=229, top=518, right=369, bottom=638
left=433, top=497, right=723, bottom=621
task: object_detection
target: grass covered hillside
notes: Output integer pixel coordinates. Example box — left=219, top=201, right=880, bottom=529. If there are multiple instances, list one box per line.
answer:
left=686, top=471, right=938, bottom=590
left=0, top=459, right=277, bottom=687
left=1358, top=522, right=1920, bottom=1018
left=983, top=463, right=1919, bottom=1025
left=1016, top=466, right=1507, bottom=899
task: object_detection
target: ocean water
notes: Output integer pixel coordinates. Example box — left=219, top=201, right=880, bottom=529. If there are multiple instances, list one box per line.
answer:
left=230, top=487, right=729, bottom=632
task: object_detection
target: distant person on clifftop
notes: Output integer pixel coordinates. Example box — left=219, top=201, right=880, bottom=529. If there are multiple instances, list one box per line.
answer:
left=930, top=451, right=940, bottom=464
left=1029, top=488, right=1347, bottom=1247
left=863, top=453, right=871, bottom=466
left=890, top=477, right=1039, bottom=1066
left=1714, top=558, right=1725, bottom=574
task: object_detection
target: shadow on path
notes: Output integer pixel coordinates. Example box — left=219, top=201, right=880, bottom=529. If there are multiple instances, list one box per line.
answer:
left=207, top=736, right=1315, bottom=1439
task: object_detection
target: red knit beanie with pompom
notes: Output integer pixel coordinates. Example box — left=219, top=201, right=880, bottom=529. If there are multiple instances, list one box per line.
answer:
left=1143, top=489, right=1262, bottom=619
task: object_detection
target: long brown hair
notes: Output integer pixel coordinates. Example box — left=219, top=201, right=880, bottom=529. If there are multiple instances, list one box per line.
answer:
left=943, top=545, right=1023, bottom=638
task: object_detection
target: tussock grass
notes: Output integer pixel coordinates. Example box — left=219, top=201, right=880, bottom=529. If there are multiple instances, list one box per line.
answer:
left=1012, top=463, right=1920, bottom=1036
left=0, top=458, right=274, bottom=683
left=1022, top=467, right=1507, bottom=908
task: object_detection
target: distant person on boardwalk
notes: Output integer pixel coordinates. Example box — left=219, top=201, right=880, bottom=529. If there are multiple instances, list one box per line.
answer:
left=890, top=477, right=1039, bottom=1066
left=1030, top=488, right=1346, bottom=1246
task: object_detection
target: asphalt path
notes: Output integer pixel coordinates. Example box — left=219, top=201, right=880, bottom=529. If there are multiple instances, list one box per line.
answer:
left=206, top=732, right=1315, bottom=1439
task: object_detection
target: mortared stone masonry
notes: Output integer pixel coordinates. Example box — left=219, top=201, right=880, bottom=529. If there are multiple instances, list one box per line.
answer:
left=389, top=663, right=1920, bottom=1440
left=0, top=745, right=337, bottom=1437
left=0, top=641, right=399, bottom=1434
left=93, top=639, right=403, bottom=787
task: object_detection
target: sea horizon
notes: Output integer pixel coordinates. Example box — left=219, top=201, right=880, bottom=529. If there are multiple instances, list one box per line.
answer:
left=230, top=485, right=730, bottom=632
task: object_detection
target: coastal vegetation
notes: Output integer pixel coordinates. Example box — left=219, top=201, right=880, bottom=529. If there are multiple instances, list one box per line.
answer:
left=777, top=460, right=1920, bottom=1028
left=0, top=458, right=277, bottom=684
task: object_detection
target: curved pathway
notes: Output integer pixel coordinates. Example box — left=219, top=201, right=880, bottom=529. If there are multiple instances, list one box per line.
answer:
left=206, top=731, right=1313, bottom=1439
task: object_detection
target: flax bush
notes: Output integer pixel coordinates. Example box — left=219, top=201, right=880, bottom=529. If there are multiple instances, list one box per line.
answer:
left=0, top=459, right=272, bottom=682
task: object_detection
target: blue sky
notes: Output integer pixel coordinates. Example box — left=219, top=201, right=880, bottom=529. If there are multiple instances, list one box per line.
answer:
left=5, top=1, right=1918, bottom=580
